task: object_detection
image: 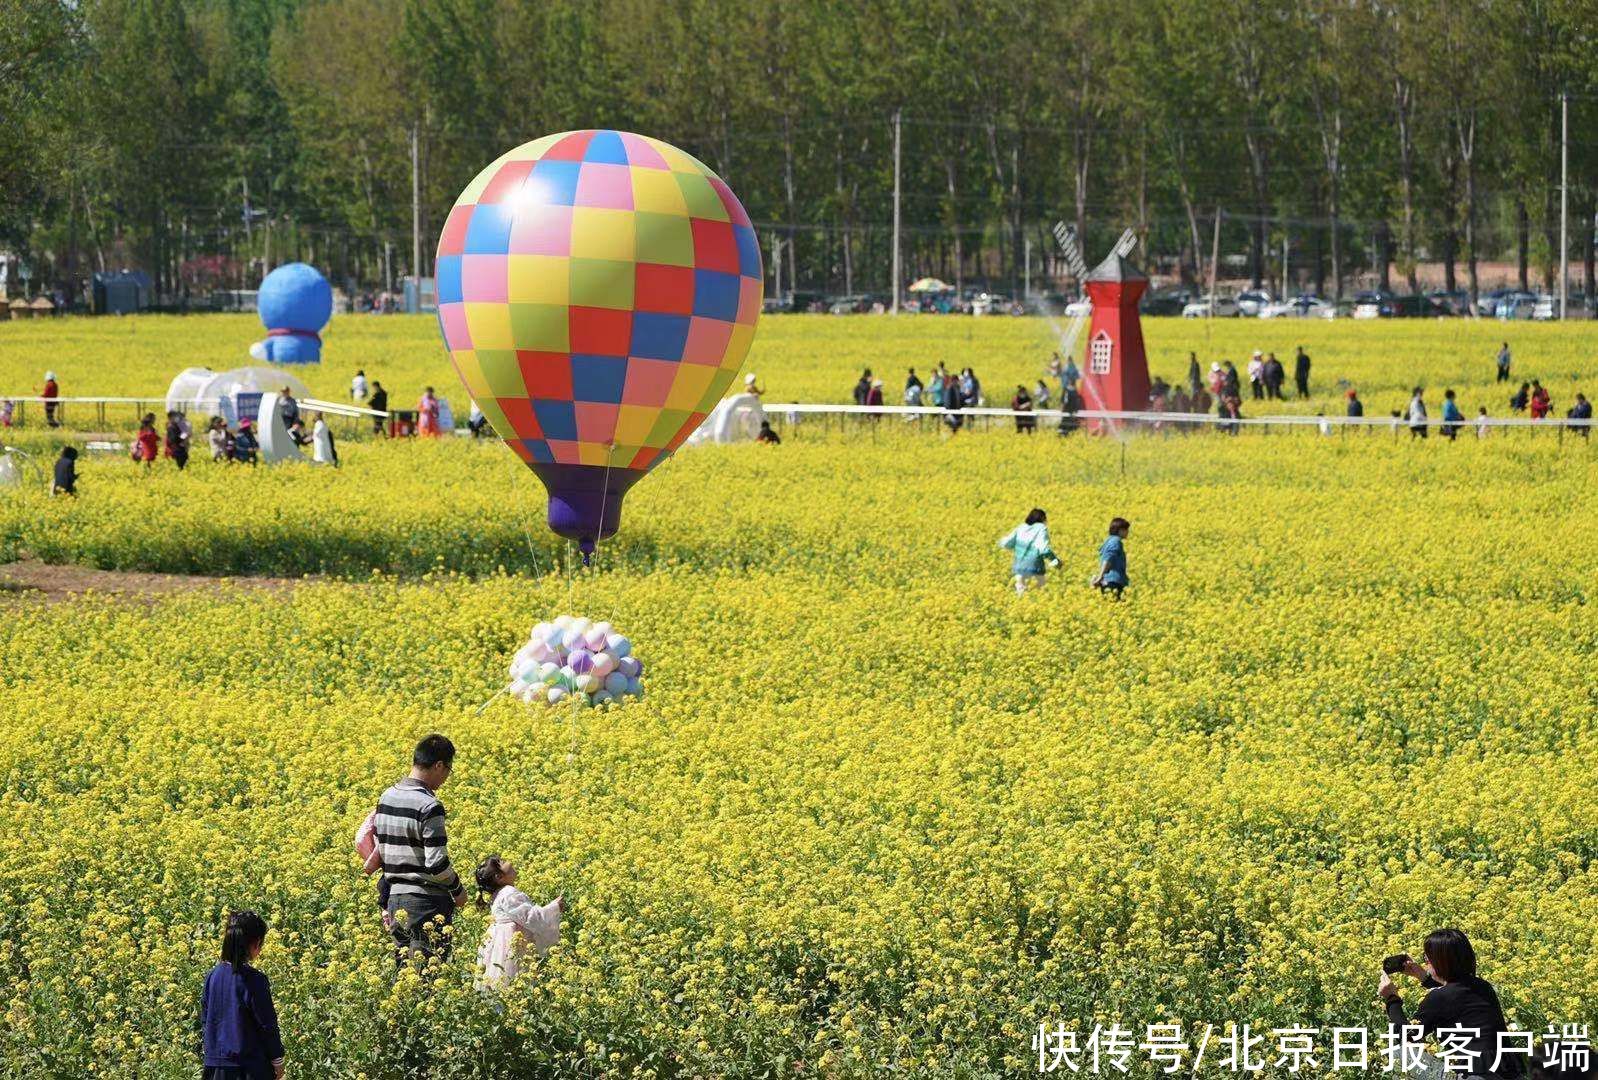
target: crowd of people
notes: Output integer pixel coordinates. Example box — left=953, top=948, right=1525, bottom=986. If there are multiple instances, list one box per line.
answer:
left=830, top=344, right=1593, bottom=442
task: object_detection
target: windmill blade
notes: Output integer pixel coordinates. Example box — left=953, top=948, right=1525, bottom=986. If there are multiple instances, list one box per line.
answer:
left=1050, top=220, right=1089, bottom=280
left=1057, top=310, right=1089, bottom=358
left=1112, top=228, right=1138, bottom=259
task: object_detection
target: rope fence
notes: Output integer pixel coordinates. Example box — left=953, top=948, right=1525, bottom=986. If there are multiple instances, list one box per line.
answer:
left=0, top=395, right=388, bottom=435
left=764, top=402, right=1596, bottom=433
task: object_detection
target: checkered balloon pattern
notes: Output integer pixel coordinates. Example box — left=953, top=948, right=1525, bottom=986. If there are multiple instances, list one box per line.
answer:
left=435, top=129, right=763, bottom=475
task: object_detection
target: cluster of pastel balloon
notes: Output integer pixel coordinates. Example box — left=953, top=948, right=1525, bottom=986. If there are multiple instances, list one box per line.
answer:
left=510, top=616, right=644, bottom=707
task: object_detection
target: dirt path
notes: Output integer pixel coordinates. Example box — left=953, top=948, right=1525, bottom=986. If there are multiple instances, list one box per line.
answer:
left=0, top=559, right=304, bottom=604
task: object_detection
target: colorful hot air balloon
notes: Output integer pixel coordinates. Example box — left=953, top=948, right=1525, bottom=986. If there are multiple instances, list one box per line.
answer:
left=435, top=129, right=762, bottom=560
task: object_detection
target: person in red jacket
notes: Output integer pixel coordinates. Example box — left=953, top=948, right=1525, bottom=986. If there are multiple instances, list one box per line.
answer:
left=1529, top=380, right=1551, bottom=419
left=864, top=376, right=884, bottom=422
left=132, top=413, right=160, bottom=470
left=41, top=371, right=59, bottom=427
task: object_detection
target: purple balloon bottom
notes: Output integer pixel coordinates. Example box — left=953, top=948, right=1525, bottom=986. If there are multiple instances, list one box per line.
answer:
left=533, top=463, right=641, bottom=558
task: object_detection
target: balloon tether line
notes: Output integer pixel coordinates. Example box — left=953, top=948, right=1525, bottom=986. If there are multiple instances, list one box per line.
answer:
left=588, top=441, right=618, bottom=571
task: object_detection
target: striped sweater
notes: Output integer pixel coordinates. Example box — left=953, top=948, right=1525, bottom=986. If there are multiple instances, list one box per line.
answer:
left=374, top=777, right=461, bottom=901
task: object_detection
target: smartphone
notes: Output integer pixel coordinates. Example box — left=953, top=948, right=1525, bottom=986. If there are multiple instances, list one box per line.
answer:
left=1382, top=954, right=1411, bottom=975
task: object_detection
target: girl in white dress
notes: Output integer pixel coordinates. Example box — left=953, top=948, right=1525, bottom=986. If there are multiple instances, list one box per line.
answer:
left=474, top=856, right=563, bottom=990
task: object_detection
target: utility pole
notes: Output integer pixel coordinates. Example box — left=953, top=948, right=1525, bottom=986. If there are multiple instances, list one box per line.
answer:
left=1559, top=91, right=1569, bottom=319
left=1280, top=234, right=1288, bottom=299
left=241, top=176, right=253, bottom=248
left=411, top=123, right=422, bottom=312
left=891, top=108, right=902, bottom=315
left=1208, top=208, right=1222, bottom=321
left=771, top=234, right=784, bottom=308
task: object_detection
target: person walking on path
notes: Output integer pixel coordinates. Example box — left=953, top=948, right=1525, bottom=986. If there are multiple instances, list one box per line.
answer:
left=1441, top=389, right=1464, bottom=440
left=1294, top=346, right=1311, bottom=399
left=1247, top=352, right=1265, bottom=400
left=904, top=368, right=923, bottom=406
left=368, top=382, right=389, bottom=436
left=233, top=420, right=259, bottom=465
left=200, top=911, right=285, bottom=1080
left=998, top=508, right=1061, bottom=594
left=1509, top=381, right=1530, bottom=413
left=1265, top=353, right=1287, bottom=400
left=165, top=411, right=190, bottom=470
left=41, top=371, right=60, bottom=427
left=375, top=734, right=466, bottom=968
left=943, top=374, right=965, bottom=433
left=208, top=417, right=230, bottom=462
left=853, top=369, right=872, bottom=406
left=1346, top=388, right=1364, bottom=419
left=417, top=387, right=442, bottom=436
left=1010, top=385, right=1036, bottom=433
left=133, top=414, right=160, bottom=470
left=1496, top=342, right=1512, bottom=383
left=1407, top=387, right=1428, bottom=439
left=1092, top=517, right=1131, bottom=600
left=1529, top=380, right=1551, bottom=420
left=1567, top=392, right=1592, bottom=437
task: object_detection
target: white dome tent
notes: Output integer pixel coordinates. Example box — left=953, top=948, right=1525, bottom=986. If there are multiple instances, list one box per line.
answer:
left=685, top=393, right=765, bottom=447
left=165, top=366, right=311, bottom=425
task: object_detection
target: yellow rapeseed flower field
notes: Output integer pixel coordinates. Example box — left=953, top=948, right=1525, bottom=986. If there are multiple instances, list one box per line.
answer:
left=0, top=315, right=1595, bottom=1077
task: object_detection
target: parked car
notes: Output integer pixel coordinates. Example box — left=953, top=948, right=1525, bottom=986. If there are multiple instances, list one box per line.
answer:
left=1259, top=294, right=1334, bottom=319
left=1532, top=294, right=1561, bottom=320
left=971, top=292, right=1013, bottom=316
left=1139, top=287, right=1193, bottom=316
left=1392, top=294, right=1453, bottom=318
left=1181, top=294, right=1240, bottom=318
left=1352, top=290, right=1396, bottom=319
left=1494, top=291, right=1538, bottom=320
left=1428, top=290, right=1472, bottom=316
left=1236, top=289, right=1275, bottom=317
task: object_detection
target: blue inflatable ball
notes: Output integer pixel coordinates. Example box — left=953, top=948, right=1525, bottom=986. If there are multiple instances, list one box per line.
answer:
left=255, top=263, right=332, bottom=365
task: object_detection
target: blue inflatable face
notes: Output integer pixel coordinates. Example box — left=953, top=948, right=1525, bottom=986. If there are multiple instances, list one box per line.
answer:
left=256, top=263, right=332, bottom=365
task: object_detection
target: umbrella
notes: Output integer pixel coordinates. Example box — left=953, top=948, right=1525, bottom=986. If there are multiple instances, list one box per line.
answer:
left=908, top=277, right=953, bottom=293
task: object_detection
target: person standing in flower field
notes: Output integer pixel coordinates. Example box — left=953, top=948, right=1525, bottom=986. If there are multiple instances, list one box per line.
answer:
left=132, top=413, right=160, bottom=470
left=1408, top=388, right=1428, bottom=439
left=474, top=856, right=564, bottom=991
left=200, top=911, right=285, bottom=1080
left=1092, top=517, right=1131, bottom=600
left=998, top=508, right=1061, bottom=594
left=375, top=734, right=467, bottom=968
left=1440, top=390, right=1464, bottom=441
left=1496, top=341, right=1512, bottom=383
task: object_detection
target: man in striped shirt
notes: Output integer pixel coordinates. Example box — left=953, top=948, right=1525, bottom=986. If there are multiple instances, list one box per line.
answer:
left=375, top=734, right=467, bottom=967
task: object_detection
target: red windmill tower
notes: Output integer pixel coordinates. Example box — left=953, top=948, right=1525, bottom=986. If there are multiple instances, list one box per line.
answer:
left=1051, top=225, right=1152, bottom=429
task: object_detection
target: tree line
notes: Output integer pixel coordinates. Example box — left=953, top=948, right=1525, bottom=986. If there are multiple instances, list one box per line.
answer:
left=4, top=0, right=1598, bottom=305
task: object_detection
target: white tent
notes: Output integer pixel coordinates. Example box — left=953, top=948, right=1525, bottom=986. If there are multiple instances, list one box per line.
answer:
left=685, top=393, right=765, bottom=447
left=166, top=366, right=311, bottom=425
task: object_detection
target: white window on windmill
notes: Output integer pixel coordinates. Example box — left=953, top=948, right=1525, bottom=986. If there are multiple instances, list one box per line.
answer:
left=1089, top=330, right=1113, bottom=375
